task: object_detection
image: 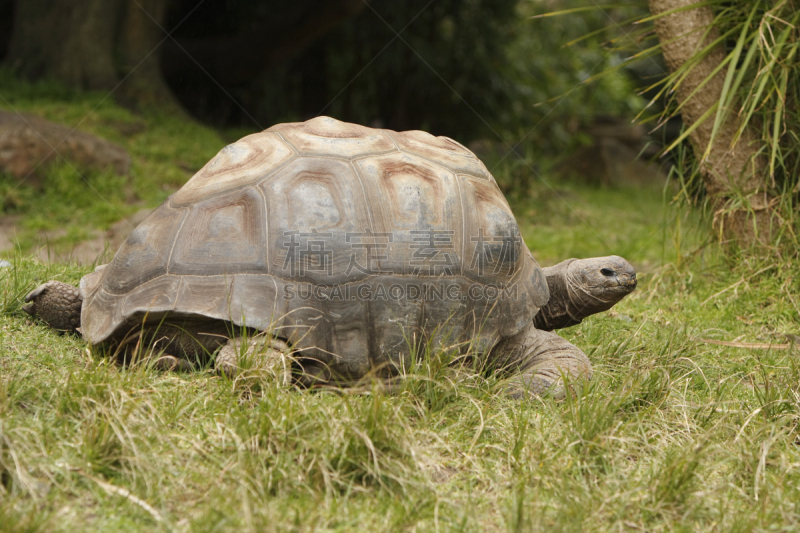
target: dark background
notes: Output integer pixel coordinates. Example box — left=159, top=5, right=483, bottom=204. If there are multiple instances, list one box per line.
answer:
left=0, top=0, right=660, bottom=168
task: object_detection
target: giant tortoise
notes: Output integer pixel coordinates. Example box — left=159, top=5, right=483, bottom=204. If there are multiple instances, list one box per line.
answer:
left=23, top=117, right=637, bottom=397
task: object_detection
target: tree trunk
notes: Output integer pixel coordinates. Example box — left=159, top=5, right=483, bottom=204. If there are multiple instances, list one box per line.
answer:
left=7, top=0, right=120, bottom=90
left=648, top=0, right=777, bottom=245
left=116, top=0, right=180, bottom=112
left=7, top=0, right=180, bottom=112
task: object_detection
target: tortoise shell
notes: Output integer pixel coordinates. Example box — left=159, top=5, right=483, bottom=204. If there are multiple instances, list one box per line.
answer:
left=80, top=117, right=549, bottom=378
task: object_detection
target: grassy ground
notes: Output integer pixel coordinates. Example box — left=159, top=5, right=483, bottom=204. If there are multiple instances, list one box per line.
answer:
left=2, top=77, right=800, bottom=532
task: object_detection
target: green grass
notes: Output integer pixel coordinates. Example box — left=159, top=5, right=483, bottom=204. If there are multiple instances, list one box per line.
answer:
left=4, top=250, right=800, bottom=531
left=2, top=76, right=800, bottom=531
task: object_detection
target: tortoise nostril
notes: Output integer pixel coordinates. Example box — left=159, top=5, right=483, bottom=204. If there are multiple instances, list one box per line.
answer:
left=600, top=268, right=615, bottom=277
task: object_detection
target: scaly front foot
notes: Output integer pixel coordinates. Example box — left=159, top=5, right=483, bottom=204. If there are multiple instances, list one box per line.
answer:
left=23, top=281, right=83, bottom=331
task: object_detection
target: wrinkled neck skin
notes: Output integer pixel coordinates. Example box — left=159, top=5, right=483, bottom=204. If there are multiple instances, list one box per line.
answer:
left=533, top=257, right=636, bottom=331
left=533, top=259, right=582, bottom=331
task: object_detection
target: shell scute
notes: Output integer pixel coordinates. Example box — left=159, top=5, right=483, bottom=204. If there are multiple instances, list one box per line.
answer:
left=261, top=157, right=372, bottom=284
left=270, top=116, right=394, bottom=159
left=121, top=275, right=179, bottom=321
left=169, top=187, right=267, bottom=276
left=102, top=204, right=184, bottom=295
left=170, top=133, right=293, bottom=207
left=460, top=176, right=530, bottom=284
left=355, top=152, right=464, bottom=277
left=388, top=129, right=492, bottom=179
left=174, top=275, right=233, bottom=320
left=228, top=274, right=284, bottom=332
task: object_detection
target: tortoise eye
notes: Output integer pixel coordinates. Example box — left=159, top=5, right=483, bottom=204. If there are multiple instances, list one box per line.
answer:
left=600, top=268, right=615, bottom=277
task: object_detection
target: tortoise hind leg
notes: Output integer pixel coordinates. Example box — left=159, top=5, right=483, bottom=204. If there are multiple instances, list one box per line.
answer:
left=492, top=323, right=592, bottom=399
left=23, top=281, right=82, bottom=331
left=150, top=354, right=196, bottom=372
left=216, top=335, right=293, bottom=385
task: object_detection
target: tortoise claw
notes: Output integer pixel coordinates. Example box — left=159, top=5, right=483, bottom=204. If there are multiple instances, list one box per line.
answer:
left=23, top=283, right=52, bottom=316
left=25, top=283, right=49, bottom=303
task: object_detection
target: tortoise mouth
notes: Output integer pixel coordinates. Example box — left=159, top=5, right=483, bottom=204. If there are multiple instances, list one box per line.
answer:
left=592, top=272, right=636, bottom=292
left=608, top=274, right=637, bottom=292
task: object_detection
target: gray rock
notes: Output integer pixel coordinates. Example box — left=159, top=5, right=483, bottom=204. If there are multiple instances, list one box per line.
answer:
left=0, top=111, right=131, bottom=180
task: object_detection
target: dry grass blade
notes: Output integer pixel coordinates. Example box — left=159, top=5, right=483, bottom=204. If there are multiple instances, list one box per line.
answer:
left=697, top=338, right=790, bottom=350
left=57, top=463, right=164, bottom=523
left=700, top=264, right=776, bottom=305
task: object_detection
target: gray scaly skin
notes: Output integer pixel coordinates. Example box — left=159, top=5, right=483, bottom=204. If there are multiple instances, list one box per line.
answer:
left=23, top=255, right=637, bottom=398
left=22, top=281, right=82, bottom=331
left=491, top=326, right=592, bottom=399
left=534, top=256, right=637, bottom=331
left=492, top=255, right=636, bottom=398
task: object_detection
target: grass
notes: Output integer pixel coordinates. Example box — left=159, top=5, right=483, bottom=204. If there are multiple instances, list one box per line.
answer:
left=2, top=77, right=800, bottom=531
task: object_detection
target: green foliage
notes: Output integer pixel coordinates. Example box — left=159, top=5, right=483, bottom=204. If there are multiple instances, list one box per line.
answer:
left=248, top=0, right=645, bottom=150
left=540, top=1, right=800, bottom=249
left=654, top=2, right=800, bottom=202
left=513, top=177, right=683, bottom=269
left=498, top=1, right=646, bottom=154
left=605, top=1, right=800, bottom=214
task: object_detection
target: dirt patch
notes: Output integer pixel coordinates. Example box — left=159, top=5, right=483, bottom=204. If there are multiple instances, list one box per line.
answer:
left=0, top=208, right=153, bottom=264
left=0, top=214, right=21, bottom=251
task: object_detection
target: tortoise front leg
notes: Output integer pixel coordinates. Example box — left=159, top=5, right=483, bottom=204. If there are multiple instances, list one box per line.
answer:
left=492, top=323, right=592, bottom=399
left=23, top=281, right=83, bottom=331
left=216, top=335, right=293, bottom=385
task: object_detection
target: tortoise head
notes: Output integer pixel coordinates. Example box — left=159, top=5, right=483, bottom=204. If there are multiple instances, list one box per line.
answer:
left=565, top=255, right=637, bottom=308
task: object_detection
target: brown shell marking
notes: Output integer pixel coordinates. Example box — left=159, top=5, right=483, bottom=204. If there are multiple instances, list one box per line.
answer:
left=170, top=133, right=293, bottom=207
left=388, top=129, right=493, bottom=180
left=261, top=157, right=373, bottom=285
left=354, top=152, right=464, bottom=277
